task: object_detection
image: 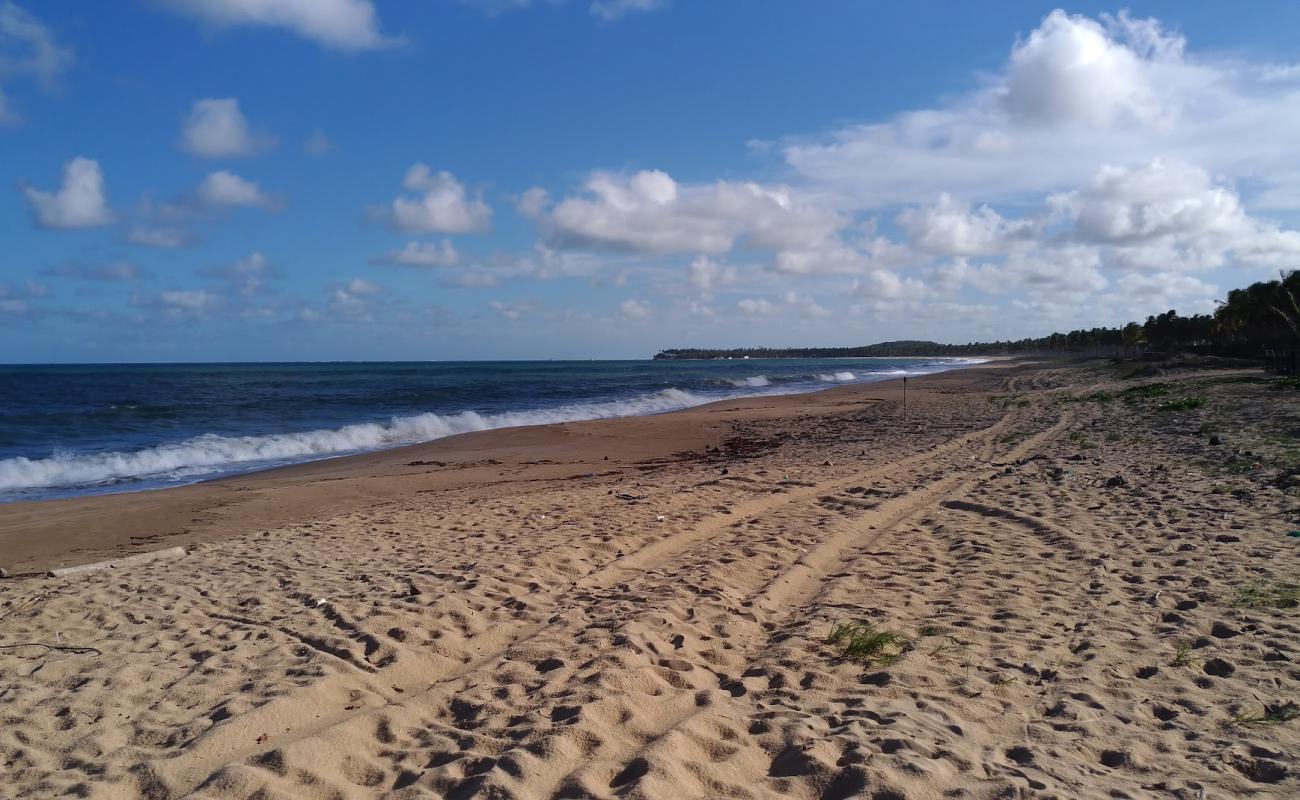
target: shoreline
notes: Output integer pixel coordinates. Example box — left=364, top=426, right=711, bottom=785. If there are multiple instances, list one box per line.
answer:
left=0, top=359, right=1014, bottom=574
left=3, top=357, right=1298, bottom=798
left=1, top=356, right=1001, bottom=507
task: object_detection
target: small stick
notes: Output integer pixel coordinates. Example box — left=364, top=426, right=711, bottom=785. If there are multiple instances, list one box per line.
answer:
left=0, top=642, right=102, bottom=656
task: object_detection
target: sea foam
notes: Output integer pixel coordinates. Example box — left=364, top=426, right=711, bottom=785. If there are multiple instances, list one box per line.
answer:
left=0, top=387, right=713, bottom=493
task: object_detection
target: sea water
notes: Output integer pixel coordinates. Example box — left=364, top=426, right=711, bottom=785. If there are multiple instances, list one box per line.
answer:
left=0, top=358, right=983, bottom=502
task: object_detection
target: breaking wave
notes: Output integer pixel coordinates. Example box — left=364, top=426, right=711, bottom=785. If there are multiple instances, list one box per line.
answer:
left=816, top=371, right=856, bottom=382
left=0, top=388, right=715, bottom=494
left=725, top=376, right=771, bottom=387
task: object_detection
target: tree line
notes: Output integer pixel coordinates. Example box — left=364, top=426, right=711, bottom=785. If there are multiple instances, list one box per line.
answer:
left=654, top=271, right=1300, bottom=363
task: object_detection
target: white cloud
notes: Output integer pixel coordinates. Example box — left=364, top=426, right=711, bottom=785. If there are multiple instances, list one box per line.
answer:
left=547, top=169, right=843, bottom=255
left=736, top=298, right=774, bottom=316
left=346, top=277, right=382, bottom=295
left=1000, top=10, right=1173, bottom=128
left=618, top=298, right=651, bottom=319
left=780, top=9, right=1300, bottom=211
left=687, top=255, right=738, bottom=292
left=590, top=0, right=665, bottom=22
left=200, top=252, right=271, bottom=296
left=770, top=236, right=910, bottom=276
left=21, top=156, right=113, bottom=229
left=328, top=287, right=371, bottom=320
left=461, top=0, right=666, bottom=21
left=516, top=186, right=550, bottom=219
left=897, top=193, right=1039, bottom=256
left=381, top=165, right=492, bottom=235
left=1052, top=159, right=1300, bottom=271
left=127, top=226, right=190, bottom=248
left=196, top=170, right=272, bottom=208
left=783, top=291, right=831, bottom=318
left=159, top=289, right=216, bottom=313
left=45, top=260, right=143, bottom=282
left=180, top=98, right=269, bottom=158
left=488, top=300, right=532, bottom=320
left=1114, top=271, right=1218, bottom=304
left=159, top=0, right=397, bottom=52
left=303, top=129, right=333, bottom=156
left=373, top=239, right=460, bottom=268
left=851, top=269, right=929, bottom=302
left=0, top=1, right=74, bottom=124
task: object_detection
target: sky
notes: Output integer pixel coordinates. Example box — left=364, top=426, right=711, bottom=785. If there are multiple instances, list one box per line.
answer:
left=3, top=1, right=1300, bottom=363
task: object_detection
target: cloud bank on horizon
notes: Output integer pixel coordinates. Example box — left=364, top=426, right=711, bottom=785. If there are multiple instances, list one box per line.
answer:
left=3, top=1, right=1300, bottom=361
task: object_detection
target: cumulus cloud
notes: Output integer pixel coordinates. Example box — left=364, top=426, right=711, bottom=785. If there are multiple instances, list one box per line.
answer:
left=372, top=239, right=460, bottom=268
left=897, top=194, right=1039, bottom=257
left=196, top=170, right=272, bottom=208
left=377, top=165, right=492, bottom=235
left=180, top=98, right=270, bottom=158
left=159, top=0, right=398, bottom=52
left=21, top=156, right=113, bottom=229
left=547, top=169, right=843, bottom=255
left=781, top=9, right=1300, bottom=211
left=1049, top=159, right=1300, bottom=271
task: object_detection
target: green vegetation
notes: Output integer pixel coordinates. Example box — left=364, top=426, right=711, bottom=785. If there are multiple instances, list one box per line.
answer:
left=1171, top=641, right=1199, bottom=668
left=1231, top=701, right=1299, bottom=727
left=1122, top=383, right=1173, bottom=400
left=1232, top=579, right=1300, bottom=610
left=1158, top=396, right=1207, bottom=411
left=827, top=621, right=909, bottom=665
left=655, top=271, right=1300, bottom=362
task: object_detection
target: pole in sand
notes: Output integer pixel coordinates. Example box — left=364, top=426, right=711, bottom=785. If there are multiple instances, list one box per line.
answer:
left=903, top=376, right=907, bottom=419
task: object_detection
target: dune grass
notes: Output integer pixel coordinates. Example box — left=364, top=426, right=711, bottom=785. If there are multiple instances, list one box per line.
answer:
left=1231, top=700, right=1299, bottom=727
left=827, top=621, right=909, bottom=665
left=1232, top=579, right=1300, bottom=610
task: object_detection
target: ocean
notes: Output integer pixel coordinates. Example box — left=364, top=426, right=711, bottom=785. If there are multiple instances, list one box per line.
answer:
left=0, top=358, right=983, bottom=502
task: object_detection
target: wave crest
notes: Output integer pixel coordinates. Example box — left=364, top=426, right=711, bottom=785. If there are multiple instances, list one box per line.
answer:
left=0, top=388, right=710, bottom=494
left=725, top=376, right=771, bottom=388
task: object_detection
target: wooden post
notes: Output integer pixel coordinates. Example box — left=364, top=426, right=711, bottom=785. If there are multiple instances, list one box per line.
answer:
left=903, top=376, right=907, bottom=419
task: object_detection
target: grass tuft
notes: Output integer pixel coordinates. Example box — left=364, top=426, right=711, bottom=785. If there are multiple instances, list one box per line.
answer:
left=1171, top=641, right=1199, bottom=668
left=1231, top=700, right=1299, bottom=727
left=1232, top=579, right=1300, bottom=610
left=827, top=620, right=909, bottom=665
left=1158, top=396, right=1206, bottom=411
left=1122, top=383, right=1173, bottom=400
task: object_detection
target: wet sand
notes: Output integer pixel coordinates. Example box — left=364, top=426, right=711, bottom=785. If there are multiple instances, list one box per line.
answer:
left=2, top=359, right=1298, bottom=799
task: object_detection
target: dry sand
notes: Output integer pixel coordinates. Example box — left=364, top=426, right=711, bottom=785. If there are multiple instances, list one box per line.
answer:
left=2, top=360, right=1298, bottom=799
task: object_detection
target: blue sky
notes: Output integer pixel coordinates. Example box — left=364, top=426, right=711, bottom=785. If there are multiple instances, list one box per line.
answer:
left=3, top=1, right=1300, bottom=362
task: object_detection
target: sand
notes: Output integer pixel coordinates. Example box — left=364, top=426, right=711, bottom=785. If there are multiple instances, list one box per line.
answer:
left=2, top=360, right=1298, bottom=799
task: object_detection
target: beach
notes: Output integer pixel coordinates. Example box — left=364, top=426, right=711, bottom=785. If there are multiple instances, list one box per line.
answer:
left=2, top=358, right=1298, bottom=798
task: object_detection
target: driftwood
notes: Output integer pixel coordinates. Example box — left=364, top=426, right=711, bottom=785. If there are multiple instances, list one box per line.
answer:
left=47, top=546, right=188, bottom=578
